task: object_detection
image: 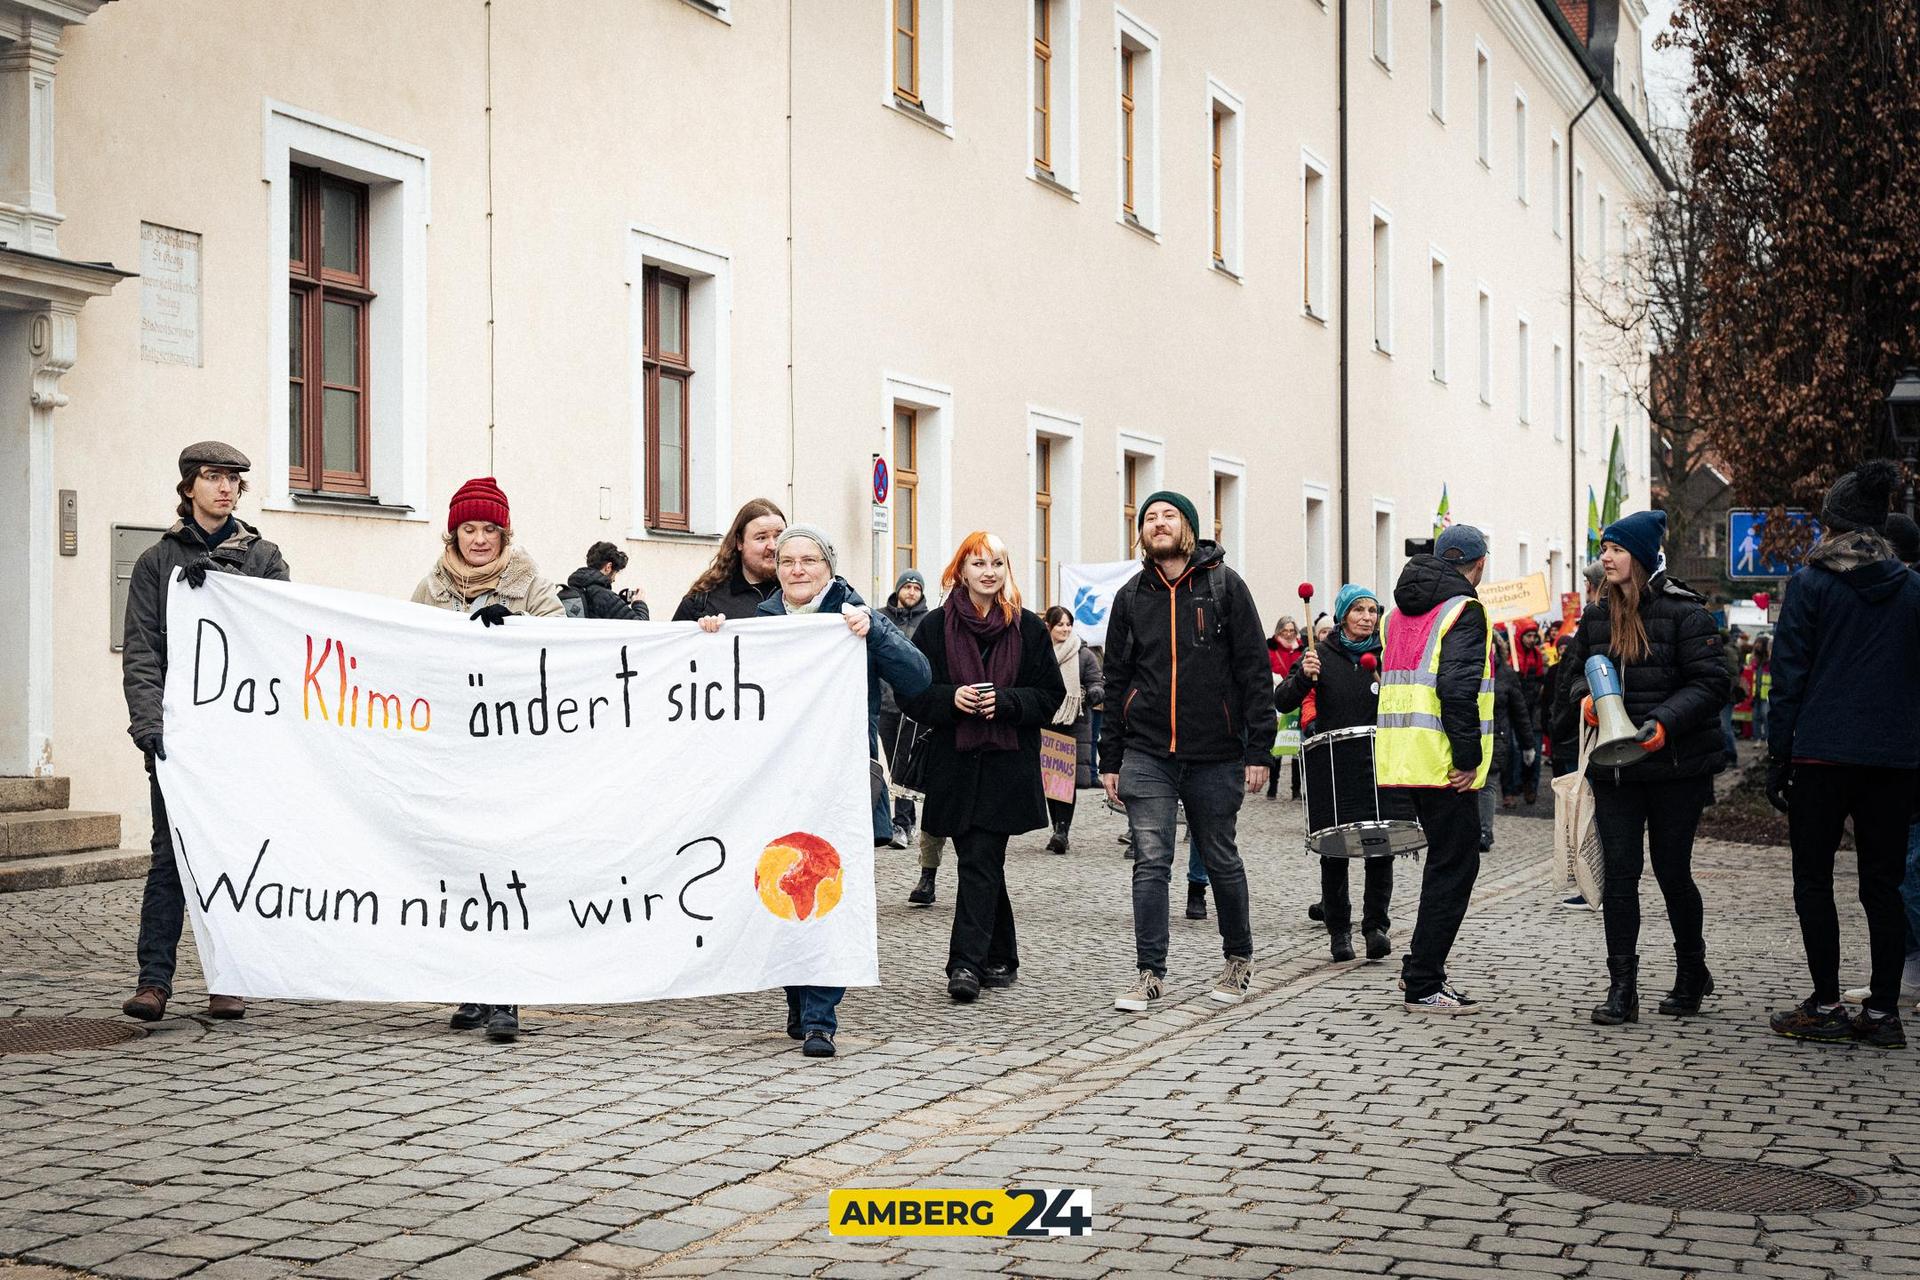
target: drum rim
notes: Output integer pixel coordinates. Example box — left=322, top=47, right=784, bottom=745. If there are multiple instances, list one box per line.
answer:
left=1304, top=819, right=1427, bottom=858
left=1312, top=724, right=1380, bottom=746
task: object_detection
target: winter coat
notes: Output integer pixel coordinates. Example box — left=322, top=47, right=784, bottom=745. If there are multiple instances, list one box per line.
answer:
left=1273, top=641, right=1379, bottom=734
left=1768, top=533, right=1920, bottom=770
left=877, top=592, right=931, bottom=718
left=1096, top=542, right=1278, bottom=774
left=1268, top=638, right=1305, bottom=679
left=122, top=518, right=291, bottom=748
left=563, top=566, right=649, bottom=621
left=412, top=546, right=566, bottom=619
left=1551, top=573, right=1732, bottom=783
left=672, top=566, right=778, bottom=622
left=1056, top=643, right=1105, bottom=788
left=757, top=578, right=932, bottom=842
left=900, top=607, right=1067, bottom=838
left=1389, top=555, right=1492, bottom=773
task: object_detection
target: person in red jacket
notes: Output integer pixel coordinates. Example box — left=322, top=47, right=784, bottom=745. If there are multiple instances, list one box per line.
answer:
left=1267, top=617, right=1305, bottom=799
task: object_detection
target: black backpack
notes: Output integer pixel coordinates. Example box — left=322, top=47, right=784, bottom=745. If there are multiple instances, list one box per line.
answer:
left=558, top=587, right=587, bottom=619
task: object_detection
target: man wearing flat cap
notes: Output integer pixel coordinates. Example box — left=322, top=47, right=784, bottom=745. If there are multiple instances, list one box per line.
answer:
left=119, top=442, right=290, bottom=1023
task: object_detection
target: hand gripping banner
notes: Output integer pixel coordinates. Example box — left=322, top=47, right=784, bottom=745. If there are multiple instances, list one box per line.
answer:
left=156, top=574, right=877, bottom=1004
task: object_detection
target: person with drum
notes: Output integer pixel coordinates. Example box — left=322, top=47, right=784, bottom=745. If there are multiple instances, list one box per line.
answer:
left=1274, top=584, right=1398, bottom=964
left=1551, top=510, right=1731, bottom=1027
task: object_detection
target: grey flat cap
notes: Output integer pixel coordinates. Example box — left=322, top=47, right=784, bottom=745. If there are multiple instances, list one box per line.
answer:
left=178, top=441, right=252, bottom=476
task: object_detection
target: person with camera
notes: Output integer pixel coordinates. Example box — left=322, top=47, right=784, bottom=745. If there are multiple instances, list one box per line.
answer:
left=563, top=541, right=649, bottom=620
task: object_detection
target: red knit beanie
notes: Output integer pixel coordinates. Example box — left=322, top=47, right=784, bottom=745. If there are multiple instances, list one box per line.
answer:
left=447, top=477, right=510, bottom=532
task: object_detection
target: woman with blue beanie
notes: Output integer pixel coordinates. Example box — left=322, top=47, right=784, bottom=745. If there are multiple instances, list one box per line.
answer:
left=1551, top=509, right=1731, bottom=1027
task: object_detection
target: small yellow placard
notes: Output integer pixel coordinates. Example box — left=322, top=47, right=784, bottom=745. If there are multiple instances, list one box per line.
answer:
left=829, top=1188, right=1093, bottom=1237
left=1477, top=572, right=1552, bottom=624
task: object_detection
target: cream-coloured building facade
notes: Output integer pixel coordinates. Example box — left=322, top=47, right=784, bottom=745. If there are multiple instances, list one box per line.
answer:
left=1, top=0, right=1662, bottom=847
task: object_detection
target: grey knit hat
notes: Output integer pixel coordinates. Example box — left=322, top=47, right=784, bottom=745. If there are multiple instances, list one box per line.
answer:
left=894, top=567, right=926, bottom=591
left=775, top=524, right=837, bottom=575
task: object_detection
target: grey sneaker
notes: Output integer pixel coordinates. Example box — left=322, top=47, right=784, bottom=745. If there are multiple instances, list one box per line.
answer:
left=1211, top=957, right=1253, bottom=1004
left=1114, top=969, right=1164, bottom=1012
left=1405, top=985, right=1481, bottom=1015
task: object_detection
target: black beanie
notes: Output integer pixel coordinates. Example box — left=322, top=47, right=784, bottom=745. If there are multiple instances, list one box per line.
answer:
left=1820, top=459, right=1901, bottom=534
left=1888, top=512, right=1920, bottom=565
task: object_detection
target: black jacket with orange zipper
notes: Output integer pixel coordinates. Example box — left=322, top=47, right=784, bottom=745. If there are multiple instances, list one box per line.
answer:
left=1097, top=541, right=1278, bottom=774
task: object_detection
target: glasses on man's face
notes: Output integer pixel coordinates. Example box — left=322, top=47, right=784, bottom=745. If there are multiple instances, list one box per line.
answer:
left=778, top=556, right=826, bottom=572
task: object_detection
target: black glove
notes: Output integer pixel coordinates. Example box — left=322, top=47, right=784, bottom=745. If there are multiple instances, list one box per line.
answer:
left=1766, top=758, right=1793, bottom=814
left=181, top=558, right=212, bottom=589
left=136, top=731, right=166, bottom=763
left=471, top=604, right=513, bottom=628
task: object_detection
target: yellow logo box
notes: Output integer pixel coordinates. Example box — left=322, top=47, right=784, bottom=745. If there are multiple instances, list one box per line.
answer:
left=829, top=1188, right=1093, bottom=1238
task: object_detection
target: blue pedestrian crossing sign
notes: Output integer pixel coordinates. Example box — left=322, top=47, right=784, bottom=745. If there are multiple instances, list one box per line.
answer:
left=1727, top=509, right=1818, bottom=580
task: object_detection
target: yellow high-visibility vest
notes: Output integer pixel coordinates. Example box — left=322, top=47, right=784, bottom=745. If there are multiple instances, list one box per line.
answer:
left=1375, top=596, right=1495, bottom=788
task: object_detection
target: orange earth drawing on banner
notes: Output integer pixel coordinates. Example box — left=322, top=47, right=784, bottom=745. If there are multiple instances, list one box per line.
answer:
left=755, top=832, right=844, bottom=921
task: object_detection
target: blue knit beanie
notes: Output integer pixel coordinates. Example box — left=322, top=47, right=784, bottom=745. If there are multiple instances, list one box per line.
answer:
left=1599, top=509, right=1667, bottom=576
left=1332, top=584, right=1378, bottom=627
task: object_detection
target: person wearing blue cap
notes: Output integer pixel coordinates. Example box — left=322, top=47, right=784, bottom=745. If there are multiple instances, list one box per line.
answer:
left=1552, top=508, right=1730, bottom=1028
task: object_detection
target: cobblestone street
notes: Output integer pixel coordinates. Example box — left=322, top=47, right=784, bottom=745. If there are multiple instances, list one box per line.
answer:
left=3, top=794, right=1917, bottom=1279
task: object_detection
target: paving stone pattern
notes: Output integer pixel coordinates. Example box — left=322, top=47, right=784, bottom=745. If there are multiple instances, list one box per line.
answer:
left=1, top=794, right=1914, bottom=1279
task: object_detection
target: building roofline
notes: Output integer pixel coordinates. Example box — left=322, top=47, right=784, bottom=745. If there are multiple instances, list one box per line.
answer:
left=1532, top=0, right=1677, bottom=191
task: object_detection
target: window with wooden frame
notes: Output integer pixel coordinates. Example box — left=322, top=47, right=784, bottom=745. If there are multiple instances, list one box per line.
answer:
left=643, top=266, right=693, bottom=531
left=893, top=407, right=920, bottom=576
left=288, top=165, right=374, bottom=494
left=1210, top=107, right=1225, bottom=265
left=1213, top=473, right=1226, bottom=544
left=1119, top=47, right=1136, bottom=213
left=1035, top=437, right=1054, bottom=604
left=1033, top=0, right=1053, bottom=172
left=1121, top=453, right=1140, bottom=555
left=893, top=0, right=920, bottom=105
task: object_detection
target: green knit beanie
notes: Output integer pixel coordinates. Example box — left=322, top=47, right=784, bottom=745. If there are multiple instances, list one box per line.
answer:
left=1137, top=490, right=1199, bottom=535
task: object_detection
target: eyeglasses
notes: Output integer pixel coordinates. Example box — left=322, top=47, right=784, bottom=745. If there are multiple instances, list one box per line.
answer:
left=778, top=555, right=827, bottom=571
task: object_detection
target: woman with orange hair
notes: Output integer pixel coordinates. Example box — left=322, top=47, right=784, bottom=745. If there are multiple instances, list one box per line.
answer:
left=900, top=532, right=1065, bottom=1002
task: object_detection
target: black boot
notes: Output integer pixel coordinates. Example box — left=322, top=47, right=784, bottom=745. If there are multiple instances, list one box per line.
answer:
left=1658, top=949, right=1714, bottom=1016
left=907, top=868, right=936, bottom=906
left=1330, top=932, right=1355, bottom=963
left=1186, top=884, right=1208, bottom=920
left=1591, top=955, right=1639, bottom=1025
left=1045, top=823, right=1069, bottom=855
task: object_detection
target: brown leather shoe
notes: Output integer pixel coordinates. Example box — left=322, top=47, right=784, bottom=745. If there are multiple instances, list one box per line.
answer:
left=206, top=994, right=246, bottom=1020
left=122, top=986, right=168, bottom=1021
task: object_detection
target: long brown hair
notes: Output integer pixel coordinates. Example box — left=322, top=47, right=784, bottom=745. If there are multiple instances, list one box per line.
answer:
left=686, top=498, right=786, bottom=596
left=1604, top=558, right=1651, bottom=666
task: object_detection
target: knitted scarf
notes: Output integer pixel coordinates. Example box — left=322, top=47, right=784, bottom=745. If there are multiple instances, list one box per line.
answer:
left=438, top=544, right=511, bottom=602
left=1051, top=631, right=1085, bottom=727
left=945, top=599, right=1022, bottom=752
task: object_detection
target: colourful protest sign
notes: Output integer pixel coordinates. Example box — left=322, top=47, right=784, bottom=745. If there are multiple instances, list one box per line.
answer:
left=1040, top=729, right=1077, bottom=804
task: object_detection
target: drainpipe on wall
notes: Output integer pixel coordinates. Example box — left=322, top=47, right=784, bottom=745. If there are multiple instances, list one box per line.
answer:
left=1567, top=84, right=1600, bottom=578
left=1336, top=0, right=1351, bottom=581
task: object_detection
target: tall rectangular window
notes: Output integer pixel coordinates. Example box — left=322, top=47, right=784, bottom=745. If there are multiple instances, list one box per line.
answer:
left=1516, top=316, right=1532, bottom=424
left=1475, top=44, right=1491, bottom=167
left=1514, top=92, right=1529, bottom=203
left=1477, top=287, right=1493, bottom=405
left=1372, top=0, right=1391, bottom=66
left=1429, top=254, right=1448, bottom=382
left=894, top=406, right=920, bottom=575
left=1551, top=134, right=1565, bottom=236
left=1119, top=46, right=1136, bottom=212
left=1206, top=84, right=1243, bottom=274
left=1576, top=356, right=1590, bottom=451
left=1597, top=191, right=1610, bottom=264
left=1374, top=507, right=1395, bottom=600
left=1211, top=107, right=1225, bottom=264
left=893, top=0, right=920, bottom=104
left=1552, top=341, right=1567, bottom=441
left=1574, top=165, right=1587, bottom=256
left=1428, top=1, right=1445, bottom=118
left=1302, top=156, right=1328, bottom=317
left=1371, top=210, right=1393, bottom=353
left=1121, top=453, right=1140, bottom=555
left=1304, top=491, right=1330, bottom=601
left=1116, top=16, right=1159, bottom=231
left=1033, top=0, right=1053, bottom=171
left=642, top=266, right=692, bottom=530
left=1035, top=436, right=1053, bottom=603
left=288, top=165, right=374, bottom=495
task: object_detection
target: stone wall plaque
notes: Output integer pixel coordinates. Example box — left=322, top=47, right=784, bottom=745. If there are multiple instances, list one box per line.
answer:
left=139, top=222, right=201, bottom=367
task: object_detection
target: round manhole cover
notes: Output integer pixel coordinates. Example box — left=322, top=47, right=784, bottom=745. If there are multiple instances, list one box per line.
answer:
left=1536, top=1155, right=1873, bottom=1214
left=0, top=1017, right=146, bottom=1055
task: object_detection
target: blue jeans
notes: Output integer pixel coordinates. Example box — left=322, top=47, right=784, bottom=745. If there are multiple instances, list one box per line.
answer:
left=1905, top=821, right=1920, bottom=955
left=1720, top=704, right=1737, bottom=762
left=1119, top=754, right=1252, bottom=976
left=136, top=774, right=187, bottom=995
left=784, top=985, right=843, bottom=1036
left=1187, top=828, right=1208, bottom=886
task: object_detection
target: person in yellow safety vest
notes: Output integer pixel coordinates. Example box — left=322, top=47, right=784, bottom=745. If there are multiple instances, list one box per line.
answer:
left=1376, top=523, right=1495, bottom=1015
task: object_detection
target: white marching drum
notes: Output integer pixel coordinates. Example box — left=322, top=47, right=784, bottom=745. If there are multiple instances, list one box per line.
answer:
left=1302, top=725, right=1427, bottom=859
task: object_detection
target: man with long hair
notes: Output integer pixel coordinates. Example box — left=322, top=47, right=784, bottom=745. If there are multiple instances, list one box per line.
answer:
left=671, top=498, right=786, bottom=621
left=1099, top=492, right=1275, bottom=1013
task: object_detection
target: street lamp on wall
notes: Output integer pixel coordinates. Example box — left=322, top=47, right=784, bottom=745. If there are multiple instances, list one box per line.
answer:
left=1886, top=366, right=1920, bottom=517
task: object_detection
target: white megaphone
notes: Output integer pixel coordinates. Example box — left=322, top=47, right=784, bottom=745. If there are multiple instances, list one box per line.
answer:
left=1585, top=654, right=1645, bottom=767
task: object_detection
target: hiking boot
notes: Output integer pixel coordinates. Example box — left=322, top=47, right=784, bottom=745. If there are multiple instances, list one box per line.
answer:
left=981, top=964, right=1017, bottom=989
left=947, top=968, right=981, bottom=1002
left=1851, top=1009, right=1907, bottom=1049
left=448, top=1002, right=492, bottom=1030
left=484, top=1004, right=520, bottom=1041
left=907, top=868, right=936, bottom=906
left=1330, top=932, right=1356, bottom=963
left=1405, top=985, right=1481, bottom=1015
left=803, top=1030, right=836, bottom=1058
left=1307, top=901, right=1325, bottom=922
left=1114, top=969, right=1164, bottom=1012
left=1658, top=950, right=1714, bottom=1016
left=1211, top=957, right=1253, bottom=1004
left=207, top=995, right=246, bottom=1020
left=122, top=986, right=168, bottom=1022
left=1770, top=997, right=1852, bottom=1043
left=1045, top=824, right=1069, bottom=855
left=1591, top=954, right=1639, bottom=1026
left=1186, top=884, right=1208, bottom=920
left=1364, top=929, right=1393, bottom=961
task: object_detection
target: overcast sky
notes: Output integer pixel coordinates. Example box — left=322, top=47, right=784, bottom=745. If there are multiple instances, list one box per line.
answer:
left=1642, top=0, right=1691, bottom=127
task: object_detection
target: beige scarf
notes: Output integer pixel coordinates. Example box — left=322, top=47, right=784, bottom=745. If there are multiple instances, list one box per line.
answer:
left=438, top=543, right=510, bottom=602
left=1052, top=631, right=1084, bottom=726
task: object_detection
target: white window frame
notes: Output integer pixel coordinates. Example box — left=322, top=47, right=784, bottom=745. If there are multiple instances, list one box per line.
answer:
left=1547, top=538, right=1566, bottom=595
left=1028, top=406, right=1083, bottom=607
left=1116, top=430, right=1165, bottom=558
left=1574, top=164, right=1587, bottom=257
left=1576, top=355, right=1591, bottom=452
left=1476, top=284, right=1493, bottom=406
left=1303, top=482, right=1333, bottom=602
left=883, top=0, right=954, bottom=135
left=1302, top=148, right=1331, bottom=320
left=1515, top=312, right=1533, bottom=425
left=1474, top=40, right=1492, bottom=169
left=1029, top=0, right=1082, bottom=194
left=678, top=0, right=731, bottom=21
left=1552, top=339, right=1567, bottom=441
left=1428, top=248, right=1449, bottom=384
left=1372, top=0, right=1392, bottom=69
left=1370, top=201, right=1394, bottom=355
left=1550, top=131, right=1565, bottom=237
left=1513, top=88, right=1529, bottom=204
left=261, top=100, right=431, bottom=521
left=1427, top=0, right=1445, bottom=120
left=1114, top=8, right=1162, bottom=235
left=1516, top=533, right=1533, bottom=578
left=1597, top=189, right=1610, bottom=265
left=625, top=226, right=734, bottom=541
left=1208, top=454, right=1247, bottom=557
left=884, top=373, right=955, bottom=574
left=1205, top=78, right=1246, bottom=278
left=1373, top=498, right=1397, bottom=599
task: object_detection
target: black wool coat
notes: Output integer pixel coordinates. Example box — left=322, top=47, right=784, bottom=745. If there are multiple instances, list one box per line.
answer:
left=899, top=607, right=1067, bottom=838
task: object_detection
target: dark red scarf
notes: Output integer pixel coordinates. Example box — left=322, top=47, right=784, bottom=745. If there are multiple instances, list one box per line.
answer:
left=945, top=599, right=1022, bottom=752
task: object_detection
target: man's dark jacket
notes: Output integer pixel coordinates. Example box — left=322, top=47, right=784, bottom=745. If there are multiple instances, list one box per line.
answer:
left=566, top=566, right=649, bottom=620
left=1097, top=541, right=1277, bottom=773
left=671, top=566, right=778, bottom=622
left=1389, top=555, right=1490, bottom=774
left=122, top=518, right=290, bottom=748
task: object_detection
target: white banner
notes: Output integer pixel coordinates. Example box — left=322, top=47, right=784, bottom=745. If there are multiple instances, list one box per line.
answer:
left=157, top=574, right=877, bottom=1004
left=1059, top=560, right=1140, bottom=646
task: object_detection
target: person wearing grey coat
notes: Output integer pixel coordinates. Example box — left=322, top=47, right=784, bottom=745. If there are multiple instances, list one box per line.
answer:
left=1043, top=607, right=1105, bottom=855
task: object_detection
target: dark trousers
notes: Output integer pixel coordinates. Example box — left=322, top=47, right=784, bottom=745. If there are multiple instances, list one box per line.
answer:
left=1394, top=787, right=1480, bottom=1000
left=1046, top=796, right=1076, bottom=836
left=1321, top=855, right=1393, bottom=934
left=137, top=774, right=187, bottom=995
left=947, top=828, right=1018, bottom=978
left=1788, top=764, right=1919, bottom=1013
left=877, top=710, right=917, bottom=830
left=783, top=985, right=844, bottom=1035
left=1120, top=754, right=1252, bottom=976
left=1590, top=773, right=1711, bottom=959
